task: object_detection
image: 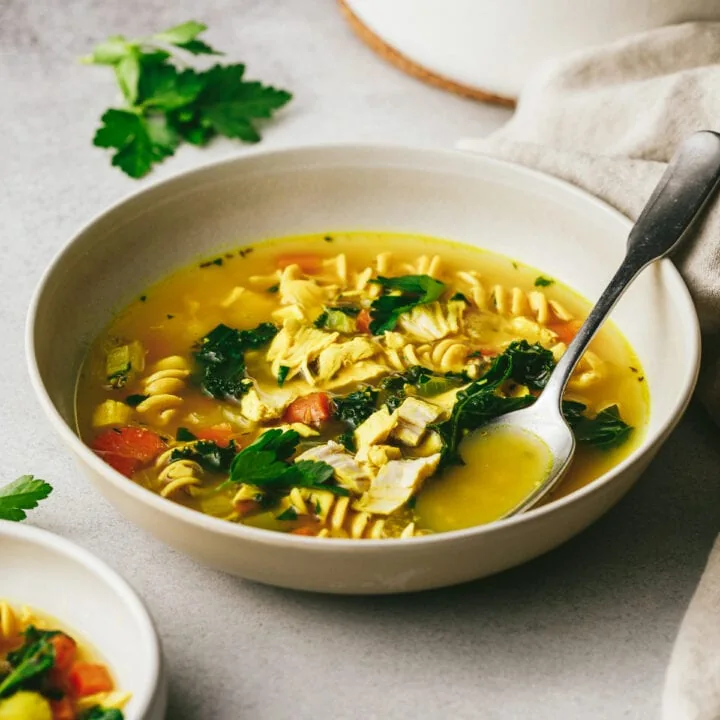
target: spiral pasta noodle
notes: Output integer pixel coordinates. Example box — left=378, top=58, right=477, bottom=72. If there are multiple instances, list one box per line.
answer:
left=135, top=355, right=190, bottom=425
left=456, top=271, right=573, bottom=325
left=381, top=333, right=470, bottom=375
left=284, top=488, right=422, bottom=539
left=155, top=446, right=203, bottom=498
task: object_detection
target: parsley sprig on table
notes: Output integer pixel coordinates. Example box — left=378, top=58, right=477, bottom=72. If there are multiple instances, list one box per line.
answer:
left=0, top=476, right=53, bottom=522
left=83, top=21, right=293, bottom=178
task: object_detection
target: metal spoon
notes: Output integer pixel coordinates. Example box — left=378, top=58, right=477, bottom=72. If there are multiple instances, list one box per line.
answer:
left=487, top=130, right=720, bottom=519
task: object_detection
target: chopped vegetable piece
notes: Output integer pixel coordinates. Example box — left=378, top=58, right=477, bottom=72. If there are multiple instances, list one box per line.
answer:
left=314, top=309, right=356, bottom=333
left=105, top=341, right=144, bottom=388
left=355, top=308, right=371, bottom=334
left=534, top=276, right=554, bottom=287
left=194, top=423, right=234, bottom=447
left=283, top=393, right=332, bottom=427
left=49, top=697, right=74, bottom=720
left=0, top=691, right=52, bottom=720
left=92, top=427, right=166, bottom=463
left=49, top=634, right=76, bottom=673
left=549, top=319, right=583, bottom=345
left=92, top=399, right=132, bottom=428
left=68, top=663, right=114, bottom=697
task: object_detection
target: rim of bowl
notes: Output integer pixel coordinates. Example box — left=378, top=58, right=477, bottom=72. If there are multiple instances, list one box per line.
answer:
left=0, top=520, right=163, bottom=717
left=25, top=142, right=702, bottom=552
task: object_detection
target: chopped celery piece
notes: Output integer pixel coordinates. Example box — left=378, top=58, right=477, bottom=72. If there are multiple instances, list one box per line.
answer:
left=105, top=341, right=145, bottom=388
left=414, top=376, right=462, bottom=397
left=92, top=399, right=132, bottom=427
left=323, top=309, right=356, bottom=333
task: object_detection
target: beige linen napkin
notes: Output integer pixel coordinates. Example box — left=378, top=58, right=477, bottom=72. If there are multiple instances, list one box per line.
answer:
left=457, top=21, right=720, bottom=720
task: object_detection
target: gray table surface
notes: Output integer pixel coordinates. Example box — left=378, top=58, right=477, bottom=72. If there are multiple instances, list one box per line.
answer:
left=3, top=1, right=720, bottom=718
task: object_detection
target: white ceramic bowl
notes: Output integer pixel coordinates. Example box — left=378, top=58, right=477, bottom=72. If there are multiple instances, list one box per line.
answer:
left=26, top=145, right=700, bottom=594
left=0, top=521, right=166, bottom=719
left=343, top=0, right=720, bottom=99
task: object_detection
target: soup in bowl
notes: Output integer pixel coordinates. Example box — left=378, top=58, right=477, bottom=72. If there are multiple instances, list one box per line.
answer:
left=27, top=145, right=699, bottom=593
left=75, top=232, right=647, bottom=539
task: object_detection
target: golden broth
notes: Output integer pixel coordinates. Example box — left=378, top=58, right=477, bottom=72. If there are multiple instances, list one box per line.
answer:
left=416, top=427, right=552, bottom=531
left=75, top=232, right=649, bottom=536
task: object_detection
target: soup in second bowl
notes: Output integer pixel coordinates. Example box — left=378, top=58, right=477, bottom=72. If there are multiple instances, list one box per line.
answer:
left=0, top=600, right=128, bottom=720
left=75, top=232, right=648, bottom=539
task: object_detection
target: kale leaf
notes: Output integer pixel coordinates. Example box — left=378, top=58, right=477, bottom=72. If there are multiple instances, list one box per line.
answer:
left=504, top=340, right=556, bottom=390
left=194, top=322, right=277, bottom=400
left=171, top=439, right=237, bottom=473
left=566, top=404, right=633, bottom=450
left=436, top=385, right=534, bottom=467
left=368, top=275, right=446, bottom=334
left=0, top=626, right=58, bottom=698
left=334, top=387, right=379, bottom=429
left=80, top=708, right=125, bottom=720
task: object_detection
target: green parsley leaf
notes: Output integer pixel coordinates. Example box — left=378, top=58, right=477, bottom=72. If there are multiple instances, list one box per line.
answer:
left=82, top=35, right=134, bottom=65
left=534, top=276, right=554, bottom=287
left=136, top=62, right=204, bottom=110
left=228, top=430, right=341, bottom=493
left=189, top=64, right=292, bottom=143
left=85, top=22, right=291, bottom=177
left=0, top=476, right=53, bottom=522
left=369, top=275, right=446, bottom=334
left=93, top=109, right=178, bottom=178
left=153, top=20, right=208, bottom=46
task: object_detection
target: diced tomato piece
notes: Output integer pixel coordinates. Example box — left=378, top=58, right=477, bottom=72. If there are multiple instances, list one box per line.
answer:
left=96, top=453, right=140, bottom=478
left=549, top=319, right=583, bottom=345
left=234, top=499, right=260, bottom=516
left=283, top=393, right=332, bottom=427
left=50, top=697, right=75, bottom=720
left=356, top=308, right=371, bottom=334
left=50, top=633, right=77, bottom=673
left=276, top=254, right=322, bottom=273
left=195, top=423, right=234, bottom=447
left=68, top=662, right=114, bottom=697
left=291, top=526, right=317, bottom=536
left=92, top=427, right=166, bottom=476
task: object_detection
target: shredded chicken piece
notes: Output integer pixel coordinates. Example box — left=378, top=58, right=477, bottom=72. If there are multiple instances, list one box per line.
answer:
left=296, top=441, right=371, bottom=493
left=356, top=454, right=441, bottom=515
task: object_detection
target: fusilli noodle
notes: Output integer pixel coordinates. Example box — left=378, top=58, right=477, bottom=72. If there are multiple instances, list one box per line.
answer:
left=135, top=355, right=190, bottom=425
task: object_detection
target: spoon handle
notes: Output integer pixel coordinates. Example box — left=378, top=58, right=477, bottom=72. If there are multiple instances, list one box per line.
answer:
left=539, top=131, right=720, bottom=411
